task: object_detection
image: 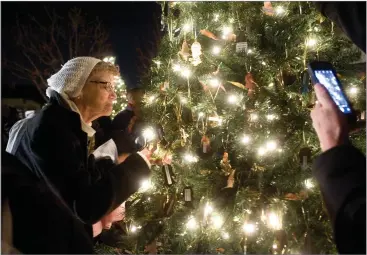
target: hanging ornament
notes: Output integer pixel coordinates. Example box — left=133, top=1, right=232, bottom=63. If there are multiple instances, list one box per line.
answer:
left=162, top=164, right=176, bottom=186
left=227, top=81, right=246, bottom=90
left=174, top=27, right=181, bottom=37
left=144, top=239, right=158, bottom=254
left=183, top=186, right=194, bottom=207
left=190, top=41, right=202, bottom=66
left=163, top=193, right=176, bottom=217
left=180, top=128, right=189, bottom=147
left=220, top=152, right=233, bottom=176
left=208, top=115, right=223, bottom=128
left=225, top=169, right=236, bottom=188
left=299, top=147, right=312, bottom=169
left=179, top=40, right=190, bottom=61
left=201, top=135, right=211, bottom=153
left=216, top=248, right=225, bottom=254
left=235, top=30, right=248, bottom=54
left=245, top=73, right=257, bottom=98
left=200, top=29, right=219, bottom=40
left=285, top=190, right=309, bottom=201
left=160, top=81, right=170, bottom=91
left=212, top=62, right=223, bottom=76
left=263, top=1, right=275, bottom=16
left=197, top=135, right=213, bottom=159
left=301, top=70, right=311, bottom=94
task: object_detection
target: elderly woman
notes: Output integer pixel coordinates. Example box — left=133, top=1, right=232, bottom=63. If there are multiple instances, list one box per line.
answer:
left=6, top=57, right=151, bottom=237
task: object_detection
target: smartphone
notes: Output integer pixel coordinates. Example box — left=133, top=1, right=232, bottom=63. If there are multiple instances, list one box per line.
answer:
left=307, top=61, right=353, bottom=115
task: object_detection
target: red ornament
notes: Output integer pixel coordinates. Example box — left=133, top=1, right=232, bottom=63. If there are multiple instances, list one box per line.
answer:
left=245, top=73, right=256, bottom=97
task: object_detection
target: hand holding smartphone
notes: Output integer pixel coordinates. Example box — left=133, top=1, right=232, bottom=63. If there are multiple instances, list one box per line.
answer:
left=307, top=61, right=356, bottom=124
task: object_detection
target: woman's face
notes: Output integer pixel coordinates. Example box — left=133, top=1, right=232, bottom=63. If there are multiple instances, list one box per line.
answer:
left=82, top=70, right=117, bottom=118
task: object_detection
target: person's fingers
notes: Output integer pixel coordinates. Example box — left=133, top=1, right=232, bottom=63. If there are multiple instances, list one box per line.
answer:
left=314, top=84, right=333, bottom=108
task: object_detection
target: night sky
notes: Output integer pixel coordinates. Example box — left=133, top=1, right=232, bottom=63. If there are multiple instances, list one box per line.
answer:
left=2, top=1, right=162, bottom=99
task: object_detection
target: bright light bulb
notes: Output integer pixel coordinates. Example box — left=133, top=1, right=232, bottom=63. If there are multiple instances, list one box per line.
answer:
left=349, top=87, right=358, bottom=95
left=242, top=135, right=251, bottom=144
left=228, top=95, right=238, bottom=104
left=266, top=114, right=276, bottom=121
left=204, top=203, right=214, bottom=216
left=210, top=78, right=220, bottom=87
left=147, top=95, right=156, bottom=104
left=182, top=68, right=191, bottom=78
left=229, top=18, right=235, bottom=23
left=250, top=113, right=259, bottom=121
left=306, top=38, right=317, bottom=47
left=142, top=127, right=156, bottom=142
left=261, top=61, right=266, bottom=66
left=198, top=112, right=205, bottom=118
left=211, top=215, right=224, bottom=229
left=186, top=217, right=197, bottom=230
left=180, top=97, right=188, bottom=104
left=173, top=64, right=181, bottom=72
left=222, top=232, right=230, bottom=239
left=184, top=153, right=198, bottom=163
left=212, top=46, right=221, bottom=55
left=243, top=223, right=256, bottom=234
left=247, top=49, right=253, bottom=54
left=131, top=225, right=137, bottom=233
left=183, top=23, right=191, bottom=32
left=222, top=26, right=232, bottom=35
left=269, top=83, right=274, bottom=87
left=266, top=140, right=277, bottom=151
left=305, top=178, right=314, bottom=189
left=273, top=244, right=278, bottom=249
left=275, top=6, right=285, bottom=15
left=214, top=14, right=219, bottom=21
left=155, top=60, right=161, bottom=68
left=268, top=212, right=282, bottom=230
left=140, top=179, right=152, bottom=192
left=258, top=147, right=267, bottom=156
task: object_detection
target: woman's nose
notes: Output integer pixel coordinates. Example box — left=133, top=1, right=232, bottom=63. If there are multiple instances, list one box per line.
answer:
left=110, top=90, right=117, bottom=100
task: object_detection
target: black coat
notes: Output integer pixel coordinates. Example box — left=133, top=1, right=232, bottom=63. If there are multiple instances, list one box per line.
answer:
left=315, top=2, right=366, bottom=53
left=313, top=145, right=366, bottom=254
left=2, top=152, right=94, bottom=254
left=10, top=92, right=150, bottom=231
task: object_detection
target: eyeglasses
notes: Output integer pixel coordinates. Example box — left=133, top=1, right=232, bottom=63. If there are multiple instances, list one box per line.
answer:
left=89, top=80, right=115, bottom=93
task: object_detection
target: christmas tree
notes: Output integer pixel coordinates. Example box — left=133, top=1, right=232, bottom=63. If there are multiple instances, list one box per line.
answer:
left=100, top=2, right=365, bottom=254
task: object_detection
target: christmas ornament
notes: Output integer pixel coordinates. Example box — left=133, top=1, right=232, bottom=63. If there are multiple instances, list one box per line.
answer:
left=301, top=70, right=311, bottom=94
left=190, top=41, right=202, bottom=66
left=162, top=164, right=176, bottom=186
left=216, top=248, right=225, bottom=254
left=163, top=193, right=176, bottom=217
left=160, top=81, right=170, bottom=91
left=263, top=1, right=274, bottom=16
left=251, top=163, right=266, bottom=172
left=299, top=147, right=312, bottom=169
left=144, top=239, right=158, bottom=254
left=226, top=169, right=236, bottom=188
left=220, top=152, right=234, bottom=176
left=200, top=29, right=218, bottom=40
left=179, top=40, right=190, bottom=61
left=284, top=190, right=308, bottom=201
left=183, top=186, right=194, bottom=207
left=245, top=73, right=256, bottom=97
left=174, top=27, right=181, bottom=37
left=227, top=81, right=246, bottom=90
left=235, top=29, right=248, bottom=54
left=201, top=135, right=211, bottom=153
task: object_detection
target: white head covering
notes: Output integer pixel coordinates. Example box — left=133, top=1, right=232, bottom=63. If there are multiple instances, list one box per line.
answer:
left=46, top=56, right=102, bottom=98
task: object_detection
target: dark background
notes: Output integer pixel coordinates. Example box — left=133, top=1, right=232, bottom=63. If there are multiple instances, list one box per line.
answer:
left=2, top=1, right=162, bottom=102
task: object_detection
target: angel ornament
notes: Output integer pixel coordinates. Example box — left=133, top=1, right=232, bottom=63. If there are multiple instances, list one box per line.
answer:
left=220, top=152, right=234, bottom=176
left=190, top=41, right=202, bottom=66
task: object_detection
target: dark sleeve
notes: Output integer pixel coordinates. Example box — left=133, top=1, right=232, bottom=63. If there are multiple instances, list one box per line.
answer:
left=315, top=2, right=366, bottom=52
left=313, top=145, right=366, bottom=254
left=32, top=119, right=150, bottom=225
